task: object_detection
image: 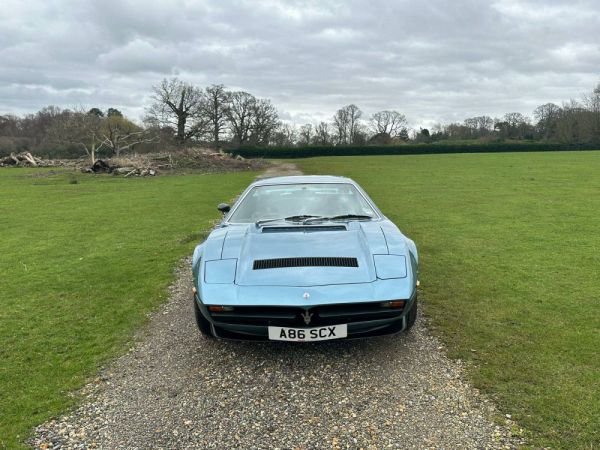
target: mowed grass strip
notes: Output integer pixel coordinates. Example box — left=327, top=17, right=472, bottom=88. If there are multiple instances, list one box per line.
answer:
left=0, top=169, right=256, bottom=449
left=295, top=152, right=600, bottom=449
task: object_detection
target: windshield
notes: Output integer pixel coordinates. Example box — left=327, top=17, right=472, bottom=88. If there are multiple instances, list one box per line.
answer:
left=228, top=183, right=377, bottom=223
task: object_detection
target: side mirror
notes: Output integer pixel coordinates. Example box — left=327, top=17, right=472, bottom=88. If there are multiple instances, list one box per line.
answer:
left=217, top=203, right=231, bottom=215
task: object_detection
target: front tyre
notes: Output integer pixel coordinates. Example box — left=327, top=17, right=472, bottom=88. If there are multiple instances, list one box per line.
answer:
left=405, top=297, right=418, bottom=331
left=193, top=295, right=214, bottom=338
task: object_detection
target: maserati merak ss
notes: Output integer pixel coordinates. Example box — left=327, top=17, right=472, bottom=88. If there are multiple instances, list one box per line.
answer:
left=191, top=175, right=419, bottom=342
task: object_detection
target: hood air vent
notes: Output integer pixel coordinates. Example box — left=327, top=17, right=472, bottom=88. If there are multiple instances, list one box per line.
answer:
left=261, top=225, right=347, bottom=233
left=253, top=257, right=359, bottom=270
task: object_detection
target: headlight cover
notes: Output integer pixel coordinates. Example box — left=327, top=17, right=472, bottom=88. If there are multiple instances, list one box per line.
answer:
left=204, top=259, right=237, bottom=284
left=373, top=254, right=407, bottom=279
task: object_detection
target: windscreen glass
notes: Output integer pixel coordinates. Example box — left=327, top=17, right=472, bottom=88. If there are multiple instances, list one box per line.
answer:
left=228, top=183, right=376, bottom=223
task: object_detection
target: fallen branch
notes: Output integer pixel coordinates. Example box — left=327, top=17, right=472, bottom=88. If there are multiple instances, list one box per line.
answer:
left=22, top=152, right=38, bottom=166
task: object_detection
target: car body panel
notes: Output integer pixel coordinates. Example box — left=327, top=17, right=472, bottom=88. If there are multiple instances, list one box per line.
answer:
left=235, top=225, right=375, bottom=286
left=192, top=175, right=418, bottom=340
left=199, top=276, right=415, bottom=306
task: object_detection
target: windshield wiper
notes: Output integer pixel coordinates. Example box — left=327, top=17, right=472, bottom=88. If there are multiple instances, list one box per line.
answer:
left=303, top=214, right=373, bottom=224
left=255, top=215, right=322, bottom=227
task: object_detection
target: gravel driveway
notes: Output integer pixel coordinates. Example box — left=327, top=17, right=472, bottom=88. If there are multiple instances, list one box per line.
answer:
left=32, top=165, right=523, bottom=449
left=33, top=263, right=522, bottom=449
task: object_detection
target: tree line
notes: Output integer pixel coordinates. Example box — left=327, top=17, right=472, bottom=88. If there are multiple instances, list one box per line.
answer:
left=144, top=79, right=410, bottom=148
left=1, top=78, right=599, bottom=160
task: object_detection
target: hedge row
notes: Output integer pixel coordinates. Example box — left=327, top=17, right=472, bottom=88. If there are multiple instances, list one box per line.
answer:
left=233, top=142, right=599, bottom=159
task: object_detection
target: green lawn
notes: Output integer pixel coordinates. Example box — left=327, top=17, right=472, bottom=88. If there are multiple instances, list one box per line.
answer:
left=0, top=168, right=256, bottom=449
left=295, top=152, right=600, bottom=449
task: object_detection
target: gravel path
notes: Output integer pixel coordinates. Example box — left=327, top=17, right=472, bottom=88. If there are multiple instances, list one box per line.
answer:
left=32, top=164, right=524, bottom=449
left=256, top=162, right=303, bottom=179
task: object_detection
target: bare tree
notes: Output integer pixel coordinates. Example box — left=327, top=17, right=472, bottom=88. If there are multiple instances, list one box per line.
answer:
left=582, top=84, right=600, bottom=112
left=533, top=103, right=562, bottom=139
left=554, top=100, right=584, bottom=143
left=226, top=91, right=256, bottom=146
left=271, top=122, right=297, bottom=146
left=202, top=84, right=230, bottom=148
left=100, top=115, right=158, bottom=157
left=147, top=78, right=208, bottom=145
left=461, top=116, right=493, bottom=138
left=313, top=121, right=332, bottom=145
left=504, top=112, right=529, bottom=128
left=298, top=124, right=313, bottom=145
left=477, top=116, right=494, bottom=132
left=463, top=117, right=478, bottom=136
left=498, top=112, right=533, bottom=139
left=250, top=98, right=279, bottom=145
left=333, top=107, right=349, bottom=144
left=20, top=106, right=66, bottom=146
left=370, top=110, right=407, bottom=137
left=352, top=126, right=368, bottom=145
left=347, top=104, right=362, bottom=144
left=46, top=109, right=104, bottom=163
left=0, top=114, right=20, bottom=136
left=534, top=103, right=561, bottom=124
left=582, top=83, right=600, bottom=143
left=333, top=104, right=362, bottom=144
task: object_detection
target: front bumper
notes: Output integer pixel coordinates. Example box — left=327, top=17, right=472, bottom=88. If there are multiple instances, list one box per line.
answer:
left=195, top=293, right=416, bottom=341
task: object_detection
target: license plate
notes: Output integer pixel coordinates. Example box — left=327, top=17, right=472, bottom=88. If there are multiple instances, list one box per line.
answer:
left=268, top=324, right=347, bottom=342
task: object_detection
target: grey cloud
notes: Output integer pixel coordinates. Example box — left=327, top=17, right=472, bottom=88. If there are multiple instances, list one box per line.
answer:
left=0, top=0, right=598, bottom=127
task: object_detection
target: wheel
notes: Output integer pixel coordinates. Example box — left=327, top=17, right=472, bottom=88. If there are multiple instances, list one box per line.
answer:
left=405, top=297, right=418, bottom=331
left=193, top=295, right=214, bottom=338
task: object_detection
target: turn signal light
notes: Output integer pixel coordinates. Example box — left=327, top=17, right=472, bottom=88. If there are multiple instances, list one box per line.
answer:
left=208, top=305, right=234, bottom=312
left=381, top=300, right=405, bottom=309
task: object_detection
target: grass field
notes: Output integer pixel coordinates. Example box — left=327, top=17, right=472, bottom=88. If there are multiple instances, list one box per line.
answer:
left=2, top=152, right=599, bottom=449
left=0, top=169, right=256, bottom=449
left=295, top=152, right=600, bottom=449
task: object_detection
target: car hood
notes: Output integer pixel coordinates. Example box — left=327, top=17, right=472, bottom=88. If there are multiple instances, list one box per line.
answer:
left=206, top=221, right=396, bottom=287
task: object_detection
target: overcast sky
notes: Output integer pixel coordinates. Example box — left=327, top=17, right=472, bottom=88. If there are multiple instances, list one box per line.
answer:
left=1, top=0, right=598, bottom=128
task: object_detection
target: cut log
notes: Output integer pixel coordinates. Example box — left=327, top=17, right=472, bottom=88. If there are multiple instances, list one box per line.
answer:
left=113, top=167, right=136, bottom=175
left=22, top=152, right=38, bottom=166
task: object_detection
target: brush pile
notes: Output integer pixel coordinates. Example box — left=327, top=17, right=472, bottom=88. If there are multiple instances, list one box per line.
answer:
left=1, top=147, right=269, bottom=175
left=81, top=159, right=156, bottom=177
left=0, top=152, right=56, bottom=167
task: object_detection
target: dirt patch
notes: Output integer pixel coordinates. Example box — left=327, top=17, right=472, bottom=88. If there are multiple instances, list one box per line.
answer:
left=256, top=161, right=303, bottom=179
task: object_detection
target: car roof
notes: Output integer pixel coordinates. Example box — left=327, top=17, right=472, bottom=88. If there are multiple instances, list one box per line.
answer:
left=251, top=175, right=356, bottom=187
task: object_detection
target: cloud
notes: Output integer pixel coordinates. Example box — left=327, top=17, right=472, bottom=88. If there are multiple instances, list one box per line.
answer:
left=97, top=39, right=175, bottom=74
left=0, top=0, right=598, bottom=128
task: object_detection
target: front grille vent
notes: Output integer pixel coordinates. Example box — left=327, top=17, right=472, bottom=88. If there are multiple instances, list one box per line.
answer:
left=261, top=225, right=347, bottom=233
left=253, top=256, right=359, bottom=270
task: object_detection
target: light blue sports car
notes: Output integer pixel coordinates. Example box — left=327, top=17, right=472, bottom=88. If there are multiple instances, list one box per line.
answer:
left=191, top=175, right=419, bottom=342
